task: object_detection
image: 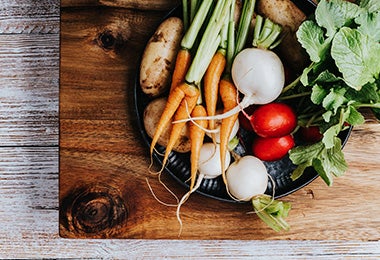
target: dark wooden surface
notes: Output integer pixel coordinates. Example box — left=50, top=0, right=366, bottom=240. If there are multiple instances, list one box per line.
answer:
left=0, top=0, right=379, bottom=258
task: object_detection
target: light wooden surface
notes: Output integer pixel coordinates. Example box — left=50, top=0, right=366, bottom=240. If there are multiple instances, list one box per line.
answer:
left=0, top=0, right=379, bottom=258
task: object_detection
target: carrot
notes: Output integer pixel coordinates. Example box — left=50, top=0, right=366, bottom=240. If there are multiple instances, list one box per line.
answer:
left=219, top=77, right=239, bottom=185
left=169, top=49, right=192, bottom=93
left=150, top=82, right=199, bottom=157
left=188, top=104, right=208, bottom=191
left=203, top=50, right=226, bottom=138
left=160, top=89, right=200, bottom=170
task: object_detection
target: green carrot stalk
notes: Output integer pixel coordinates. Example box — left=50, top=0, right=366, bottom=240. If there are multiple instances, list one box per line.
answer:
left=235, top=0, right=256, bottom=56
left=181, top=0, right=214, bottom=50
left=186, top=0, right=233, bottom=85
left=182, top=0, right=189, bottom=32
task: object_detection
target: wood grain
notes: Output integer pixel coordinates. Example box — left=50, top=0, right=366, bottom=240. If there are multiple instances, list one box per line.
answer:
left=59, top=2, right=380, bottom=240
left=0, top=0, right=379, bottom=257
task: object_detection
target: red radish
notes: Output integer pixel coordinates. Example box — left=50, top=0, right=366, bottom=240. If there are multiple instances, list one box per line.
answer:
left=299, top=126, right=323, bottom=143
left=250, top=103, right=297, bottom=138
left=252, top=135, right=295, bottom=161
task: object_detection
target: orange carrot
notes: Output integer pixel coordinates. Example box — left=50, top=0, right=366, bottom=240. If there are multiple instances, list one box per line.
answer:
left=150, top=82, right=200, bottom=157
left=189, top=104, right=208, bottom=191
left=219, top=77, right=239, bottom=185
left=160, top=89, right=200, bottom=169
left=204, top=50, right=226, bottom=138
left=170, top=49, right=192, bottom=93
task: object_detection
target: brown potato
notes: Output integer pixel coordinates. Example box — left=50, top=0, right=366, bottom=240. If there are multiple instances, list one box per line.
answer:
left=143, top=97, right=191, bottom=153
left=257, top=0, right=309, bottom=73
left=140, top=17, right=184, bottom=97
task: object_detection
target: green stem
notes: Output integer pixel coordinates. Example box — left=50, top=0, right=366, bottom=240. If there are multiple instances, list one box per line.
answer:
left=182, top=0, right=189, bottom=32
left=278, top=91, right=312, bottom=101
left=354, top=103, right=380, bottom=109
left=225, top=1, right=235, bottom=75
left=281, top=75, right=302, bottom=94
left=190, top=0, right=199, bottom=23
left=181, top=0, right=214, bottom=50
left=186, top=0, right=232, bottom=85
left=252, top=15, right=282, bottom=50
left=251, top=195, right=291, bottom=232
left=235, top=0, right=256, bottom=56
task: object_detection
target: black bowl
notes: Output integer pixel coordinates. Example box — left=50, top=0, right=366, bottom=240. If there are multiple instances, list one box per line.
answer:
left=133, top=0, right=352, bottom=202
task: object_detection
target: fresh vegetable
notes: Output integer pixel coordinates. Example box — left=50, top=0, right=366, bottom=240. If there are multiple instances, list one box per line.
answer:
left=189, top=104, right=208, bottom=190
left=226, top=155, right=291, bottom=231
left=250, top=102, right=297, bottom=138
left=204, top=50, right=226, bottom=140
left=282, top=0, right=380, bottom=185
left=143, top=97, right=191, bottom=153
left=219, top=77, right=240, bottom=185
left=299, top=126, right=323, bottom=143
left=140, top=17, right=184, bottom=97
left=228, top=15, right=285, bottom=115
left=169, top=49, right=192, bottom=93
left=252, top=134, right=295, bottom=161
left=198, top=142, right=231, bottom=179
left=257, top=0, right=309, bottom=73
left=170, top=0, right=214, bottom=93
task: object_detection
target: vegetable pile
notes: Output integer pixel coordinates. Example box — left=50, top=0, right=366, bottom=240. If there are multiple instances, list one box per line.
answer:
left=139, top=0, right=380, bottom=234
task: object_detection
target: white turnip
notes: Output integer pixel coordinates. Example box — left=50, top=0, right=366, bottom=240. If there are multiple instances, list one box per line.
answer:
left=225, top=154, right=292, bottom=232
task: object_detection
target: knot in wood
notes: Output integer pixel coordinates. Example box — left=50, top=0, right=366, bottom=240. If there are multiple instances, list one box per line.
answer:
left=60, top=183, right=128, bottom=237
left=97, top=29, right=120, bottom=50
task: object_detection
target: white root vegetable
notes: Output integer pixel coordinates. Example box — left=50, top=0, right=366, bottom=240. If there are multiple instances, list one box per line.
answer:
left=198, top=142, right=231, bottom=179
left=226, top=155, right=268, bottom=201
left=231, top=48, right=284, bottom=106
left=225, top=154, right=292, bottom=232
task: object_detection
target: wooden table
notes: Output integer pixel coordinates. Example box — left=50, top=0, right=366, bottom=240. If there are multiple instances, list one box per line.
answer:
left=1, top=0, right=379, bottom=258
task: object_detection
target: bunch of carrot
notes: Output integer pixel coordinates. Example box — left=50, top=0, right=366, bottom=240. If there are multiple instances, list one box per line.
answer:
left=150, top=0, right=257, bottom=192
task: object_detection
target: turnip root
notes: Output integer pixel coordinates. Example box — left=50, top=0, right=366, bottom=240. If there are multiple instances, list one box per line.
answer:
left=225, top=155, right=291, bottom=231
left=231, top=48, right=285, bottom=105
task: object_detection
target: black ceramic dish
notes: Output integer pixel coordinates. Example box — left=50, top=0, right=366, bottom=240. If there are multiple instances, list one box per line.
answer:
left=134, top=0, right=352, bottom=202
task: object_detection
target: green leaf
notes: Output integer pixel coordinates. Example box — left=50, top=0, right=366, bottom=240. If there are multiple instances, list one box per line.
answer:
left=312, top=158, right=333, bottom=186
left=345, top=81, right=379, bottom=103
left=296, top=20, right=330, bottom=63
left=322, top=87, right=347, bottom=114
left=313, top=137, right=348, bottom=186
left=312, top=70, right=341, bottom=85
left=311, top=84, right=328, bottom=105
left=322, top=123, right=341, bottom=149
left=331, top=27, right=380, bottom=90
left=355, top=11, right=380, bottom=42
left=345, top=106, right=365, bottom=126
left=289, top=141, right=325, bottom=165
left=360, top=0, right=380, bottom=13
left=291, top=162, right=312, bottom=181
left=316, top=0, right=361, bottom=37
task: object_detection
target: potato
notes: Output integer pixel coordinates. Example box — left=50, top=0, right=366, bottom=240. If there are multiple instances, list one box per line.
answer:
left=140, top=17, right=184, bottom=98
left=257, top=0, right=309, bottom=73
left=143, top=97, right=191, bottom=153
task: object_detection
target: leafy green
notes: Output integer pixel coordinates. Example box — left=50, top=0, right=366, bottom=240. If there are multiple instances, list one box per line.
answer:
left=296, top=20, right=330, bottom=63
left=315, top=0, right=361, bottom=37
left=331, top=27, right=380, bottom=90
left=282, top=0, right=380, bottom=186
left=289, top=137, right=347, bottom=186
left=355, top=11, right=380, bottom=42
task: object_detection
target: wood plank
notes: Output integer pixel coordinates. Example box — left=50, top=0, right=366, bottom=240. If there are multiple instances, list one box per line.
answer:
left=0, top=0, right=59, bottom=34
left=0, top=148, right=380, bottom=258
left=0, top=34, right=59, bottom=146
left=61, top=0, right=179, bottom=10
